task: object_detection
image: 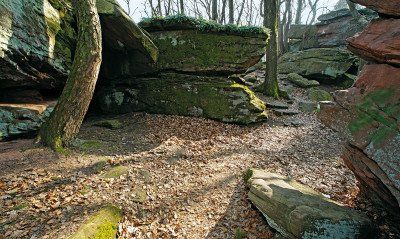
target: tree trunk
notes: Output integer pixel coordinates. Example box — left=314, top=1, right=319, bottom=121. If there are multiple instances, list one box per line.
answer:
left=180, top=0, right=185, bottom=14
left=157, top=0, right=162, bottom=16
left=229, top=0, right=234, bottom=24
left=283, top=0, right=293, bottom=52
left=212, top=0, right=218, bottom=21
left=295, top=0, right=303, bottom=24
left=39, top=0, right=102, bottom=151
left=262, top=0, right=279, bottom=98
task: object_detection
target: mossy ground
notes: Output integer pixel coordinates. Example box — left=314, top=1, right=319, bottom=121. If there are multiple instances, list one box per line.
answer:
left=101, top=165, right=129, bottom=179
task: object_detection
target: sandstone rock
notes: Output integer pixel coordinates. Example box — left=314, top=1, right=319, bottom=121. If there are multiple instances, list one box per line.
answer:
left=0, top=0, right=157, bottom=90
left=95, top=73, right=267, bottom=124
left=246, top=169, right=376, bottom=239
left=0, top=0, right=75, bottom=89
left=318, top=63, right=400, bottom=211
left=139, top=15, right=268, bottom=75
left=347, top=19, right=400, bottom=66
left=350, top=0, right=400, bottom=17
left=278, top=48, right=358, bottom=85
left=287, top=73, right=320, bottom=88
left=0, top=103, right=53, bottom=140
left=287, top=25, right=318, bottom=51
left=316, top=10, right=371, bottom=48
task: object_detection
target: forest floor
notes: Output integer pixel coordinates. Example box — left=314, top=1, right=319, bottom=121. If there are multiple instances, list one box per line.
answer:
left=1, top=109, right=380, bottom=239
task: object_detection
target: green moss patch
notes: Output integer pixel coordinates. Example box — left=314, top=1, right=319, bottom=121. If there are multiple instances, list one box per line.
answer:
left=139, top=15, right=268, bottom=37
left=93, top=119, right=123, bottom=129
left=69, top=205, right=122, bottom=239
left=307, top=88, right=333, bottom=102
left=101, top=166, right=129, bottom=179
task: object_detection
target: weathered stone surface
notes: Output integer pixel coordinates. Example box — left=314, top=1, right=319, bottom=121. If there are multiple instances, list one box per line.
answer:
left=316, top=11, right=370, bottom=48
left=318, top=63, right=400, bottom=211
left=0, top=0, right=76, bottom=89
left=69, top=205, right=122, bottom=239
left=278, top=48, right=358, bottom=85
left=246, top=169, right=376, bottom=239
left=298, top=101, right=319, bottom=113
left=347, top=19, right=400, bottom=67
left=288, top=25, right=318, bottom=51
left=350, top=0, right=400, bottom=17
left=0, top=0, right=157, bottom=90
left=287, top=73, right=320, bottom=88
left=95, top=73, right=267, bottom=124
left=0, top=103, right=54, bottom=140
left=139, top=16, right=268, bottom=75
left=307, top=88, right=333, bottom=102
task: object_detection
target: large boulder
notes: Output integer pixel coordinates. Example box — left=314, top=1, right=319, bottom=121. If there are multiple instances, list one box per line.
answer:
left=0, top=0, right=157, bottom=90
left=246, top=169, right=376, bottom=239
left=319, top=64, right=400, bottom=212
left=287, top=25, right=318, bottom=51
left=0, top=103, right=54, bottom=140
left=347, top=18, right=400, bottom=67
left=349, top=0, right=400, bottom=17
left=278, top=48, right=358, bottom=85
left=316, top=9, right=374, bottom=48
left=95, top=73, right=267, bottom=124
left=0, top=0, right=75, bottom=90
left=138, top=15, right=268, bottom=75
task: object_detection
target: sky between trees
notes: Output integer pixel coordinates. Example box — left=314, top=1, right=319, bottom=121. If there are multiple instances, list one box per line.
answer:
left=117, top=0, right=339, bottom=24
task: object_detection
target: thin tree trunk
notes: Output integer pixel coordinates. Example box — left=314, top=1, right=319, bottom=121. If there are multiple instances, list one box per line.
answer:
left=157, top=0, right=162, bottom=16
left=295, top=0, right=303, bottom=24
left=283, top=0, right=293, bottom=52
left=180, top=0, right=185, bottom=14
left=229, top=0, right=234, bottom=24
left=262, top=0, right=279, bottom=98
left=219, top=0, right=227, bottom=24
left=236, top=0, right=246, bottom=25
left=39, top=0, right=102, bottom=150
left=212, top=0, right=218, bottom=21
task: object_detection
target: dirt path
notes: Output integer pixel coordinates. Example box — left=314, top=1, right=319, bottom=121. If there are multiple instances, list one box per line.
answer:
left=0, top=112, right=359, bottom=238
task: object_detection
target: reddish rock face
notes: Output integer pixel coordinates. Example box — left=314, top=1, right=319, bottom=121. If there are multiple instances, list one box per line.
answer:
left=350, top=0, right=400, bottom=17
left=347, top=19, right=400, bottom=66
left=318, top=63, right=400, bottom=212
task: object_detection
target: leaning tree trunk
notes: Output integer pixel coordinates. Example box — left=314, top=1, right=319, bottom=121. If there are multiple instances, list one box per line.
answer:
left=39, top=0, right=102, bottom=151
left=262, top=0, right=279, bottom=98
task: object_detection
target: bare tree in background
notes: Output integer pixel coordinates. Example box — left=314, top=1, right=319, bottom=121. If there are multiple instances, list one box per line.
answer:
left=212, top=0, right=218, bottom=20
left=229, top=0, right=234, bottom=24
left=180, top=0, right=185, bottom=14
left=295, top=0, right=303, bottom=24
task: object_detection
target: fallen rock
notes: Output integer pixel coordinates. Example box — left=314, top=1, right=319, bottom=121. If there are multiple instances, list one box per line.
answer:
left=287, top=73, right=320, bottom=88
left=139, top=15, right=268, bottom=75
left=298, top=101, right=319, bottom=113
left=0, top=103, right=53, bottom=141
left=349, top=0, right=400, bottom=17
left=95, top=73, right=267, bottom=124
left=245, top=169, right=376, bottom=239
left=273, top=109, right=299, bottom=116
left=307, top=88, right=333, bottom=102
left=69, top=205, right=122, bottom=239
left=278, top=48, right=358, bottom=85
left=318, top=63, right=400, bottom=211
left=347, top=18, right=400, bottom=66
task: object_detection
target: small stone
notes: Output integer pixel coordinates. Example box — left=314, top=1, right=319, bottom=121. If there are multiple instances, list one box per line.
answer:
left=298, top=100, right=319, bottom=113
left=273, top=109, right=299, bottom=116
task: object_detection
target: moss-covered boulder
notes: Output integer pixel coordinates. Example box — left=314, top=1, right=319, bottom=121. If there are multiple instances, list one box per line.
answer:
left=245, top=169, right=376, bottom=239
left=0, top=104, right=53, bottom=141
left=278, top=48, right=358, bottom=85
left=287, top=73, right=320, bottom=88
left=95, top=73, right=267, bottom=124
left=307, top=88, right=333, bottom=102
left=69, top=205, right=122, bottom=239
left=0, top=0, right=76, bottom=90
left=0, top=0, right=157, bottom=90
left=138, top=15, right=268, bottom=75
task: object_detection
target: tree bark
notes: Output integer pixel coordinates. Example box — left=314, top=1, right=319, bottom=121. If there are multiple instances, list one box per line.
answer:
left=212, top=0, right=218, bottom=21
left=283, top=0, right=293, bottom=52
left=295, top=0, right=303, bottom=24
left=229, top=0, right=234, bottom=24
left=39, top=0, right=102, bottom=151
left=180, top=0, right=185, bottom=14
left=262, top=0, right=279, bottom=98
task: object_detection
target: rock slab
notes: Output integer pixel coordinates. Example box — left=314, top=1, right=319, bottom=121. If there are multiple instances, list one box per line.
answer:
left=350, top=0, right=400, bottom=17
left=246, top=169, right=376, bottom=239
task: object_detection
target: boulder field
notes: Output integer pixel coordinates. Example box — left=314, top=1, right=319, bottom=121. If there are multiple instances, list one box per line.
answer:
left=319, top=1, right=400, bottom=216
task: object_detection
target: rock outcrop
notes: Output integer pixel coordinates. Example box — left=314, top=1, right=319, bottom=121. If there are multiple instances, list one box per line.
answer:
left=278, top=48, right=358, bottom=85
left=347, top=18, right=400, bottom=66
left=0, top=0, right=157, bottom=90
left=0, top=103, right=54, bottom=140
left=319, top=1, right=400, bottom=214
left=96, top=73, right=267, bottom=124
left=246, top=169, right=376, bottom=239
left=349, top=0, right=400, bottom=17
left=138, top=16, right=268, bottom=75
